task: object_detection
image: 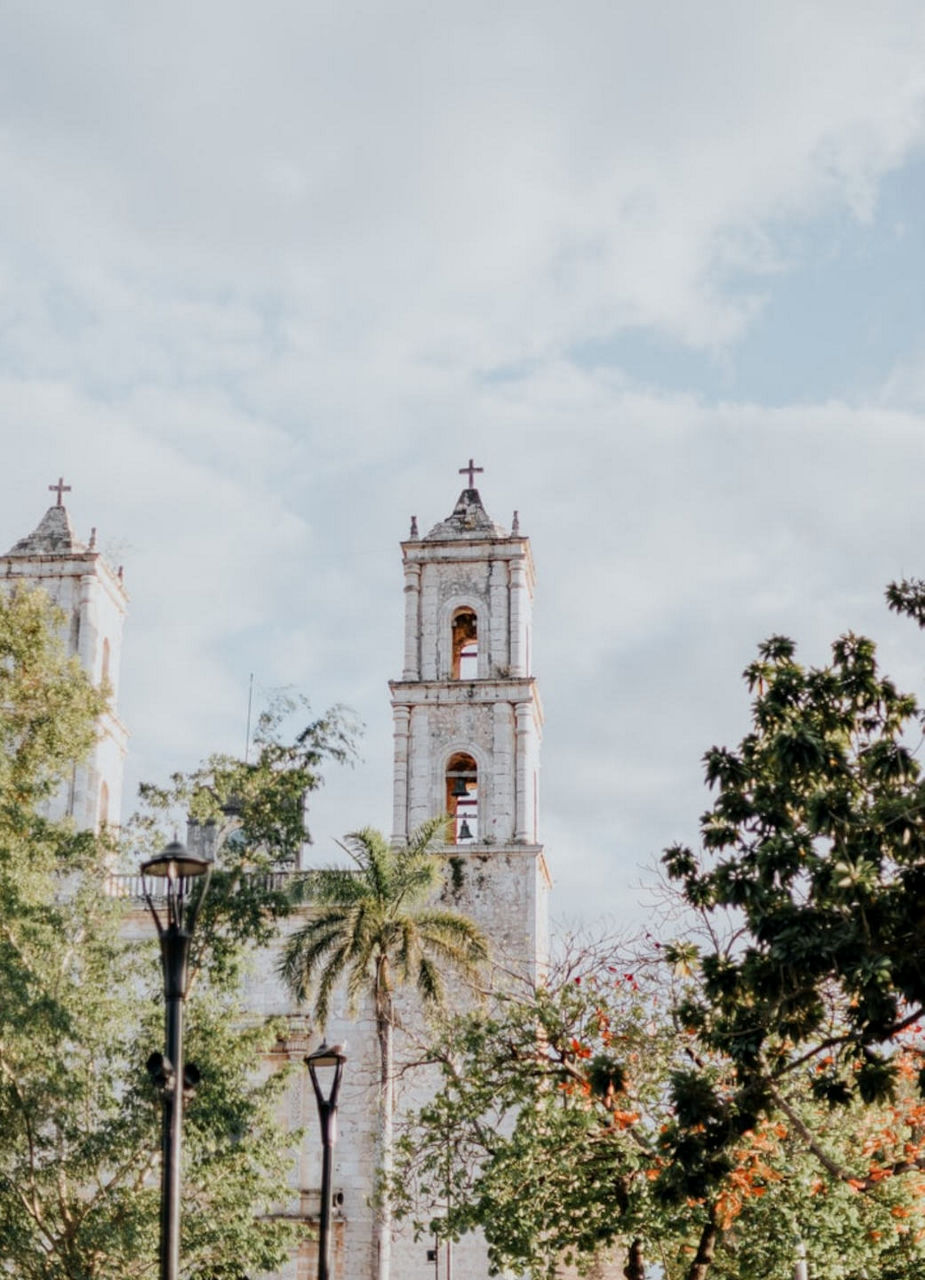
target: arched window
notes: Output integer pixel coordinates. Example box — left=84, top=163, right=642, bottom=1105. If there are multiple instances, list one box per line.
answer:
left=446, top=752, right=478, bottom=843
left=451, top=608, right=478, bottom=680
left=101, top=638, right=111, bottom=686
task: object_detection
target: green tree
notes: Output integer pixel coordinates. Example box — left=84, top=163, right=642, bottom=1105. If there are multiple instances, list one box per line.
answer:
left=134, top=690, right=356, bottom=986
left=0, top=586, right=353, bottom=1277
left=655, top=586, right=925, bottom=1267
left=393, top=583, right=925, bottom=1280
left=279, top=820, right=489, bottom=1280
left=390, top=940, right=725, bottom=1280
left=393, top=943, right=925, bottom=1280
left=663, top=626, right=925, bottom=1111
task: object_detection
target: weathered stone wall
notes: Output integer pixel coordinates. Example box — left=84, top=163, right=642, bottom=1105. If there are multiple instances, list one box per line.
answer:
left=222, top=900, right=527, bottom=1280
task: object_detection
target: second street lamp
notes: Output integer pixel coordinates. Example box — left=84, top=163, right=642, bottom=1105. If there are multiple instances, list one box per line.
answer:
left=305, top=1041, right=347, bottom=1280
left=141, top=840, right=211, bottom=1280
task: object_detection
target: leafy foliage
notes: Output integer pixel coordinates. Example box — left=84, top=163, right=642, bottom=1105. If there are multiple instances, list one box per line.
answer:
left=0, top=591, right=350, bottom=1277
left=394, top=946, right=925, bottom=1280
left=396, top=582, right=925, bottom=1279
left=664, top=629, right=925, bottom=1101
left=133, top=692, right=357, bottom=986
left=392, top=950, right=693, bottom=1278
left=651, top=582, right=925, bottom=1270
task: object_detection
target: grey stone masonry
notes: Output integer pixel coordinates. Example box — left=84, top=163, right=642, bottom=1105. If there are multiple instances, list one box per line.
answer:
left=391, top=487, right=542, bottom=849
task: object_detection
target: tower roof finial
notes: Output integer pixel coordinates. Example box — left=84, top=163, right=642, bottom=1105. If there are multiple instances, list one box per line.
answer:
left=422, top=462, right=507, bottom=541
left=4, top=478, right=84, bottom=556
left=458, top=458, right=484, bottom=490
left=48, top=476, right=72, bottom=507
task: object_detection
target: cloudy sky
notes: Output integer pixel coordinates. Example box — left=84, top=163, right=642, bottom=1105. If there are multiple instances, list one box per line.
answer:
left=4, top=0, right=925, bottom=928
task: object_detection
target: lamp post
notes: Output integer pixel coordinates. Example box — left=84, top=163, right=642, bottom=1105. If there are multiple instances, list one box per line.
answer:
left=305, top=1041, right=347, bottom=1280
left=141, top=840, right=211, bottom=1280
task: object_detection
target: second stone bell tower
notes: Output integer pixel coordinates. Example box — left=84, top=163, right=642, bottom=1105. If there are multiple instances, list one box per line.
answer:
left=389, top=463, right=549, bottom=972
left=1, top=479, right=128, bottom=831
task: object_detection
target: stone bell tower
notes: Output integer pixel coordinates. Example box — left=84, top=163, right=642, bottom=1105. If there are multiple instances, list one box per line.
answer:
left=1, top=479, right=128, bottom=830
left=389, top=462, right=549, bottom=972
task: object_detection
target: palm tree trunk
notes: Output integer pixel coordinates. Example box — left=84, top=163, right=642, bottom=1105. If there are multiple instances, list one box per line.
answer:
left=375, top=970, right=394, bottom=1280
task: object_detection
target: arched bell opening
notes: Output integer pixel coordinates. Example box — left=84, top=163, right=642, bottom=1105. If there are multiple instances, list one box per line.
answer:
left=451, top=608, right=478, bottom=680
left=445, top=752, right=478, bottom=844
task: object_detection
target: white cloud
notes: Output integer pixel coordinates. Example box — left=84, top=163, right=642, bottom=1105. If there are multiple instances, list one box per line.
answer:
left=2, top=0, right=925, bottom=377
left=1, top=2, right=925, bottom=925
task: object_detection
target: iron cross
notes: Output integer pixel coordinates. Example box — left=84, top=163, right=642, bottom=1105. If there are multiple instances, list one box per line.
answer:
left=458, top=458, right=484, bottom=488
left=48, top=477, right=72, bottom=507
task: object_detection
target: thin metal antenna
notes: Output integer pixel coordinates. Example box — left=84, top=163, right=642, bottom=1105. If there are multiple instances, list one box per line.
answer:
left=244, top=673, right=254, bottom=763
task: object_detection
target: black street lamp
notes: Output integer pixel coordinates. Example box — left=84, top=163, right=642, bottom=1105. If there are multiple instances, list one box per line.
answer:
left=141, top=840, right=211, bottom=1280
left=305, top=1041, right=347, bottom=1280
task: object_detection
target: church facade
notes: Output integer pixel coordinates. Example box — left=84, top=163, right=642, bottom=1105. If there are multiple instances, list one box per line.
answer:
left=251, top=473, right=551, bottom=1279
left=5, top=472, right=549, bottom=1280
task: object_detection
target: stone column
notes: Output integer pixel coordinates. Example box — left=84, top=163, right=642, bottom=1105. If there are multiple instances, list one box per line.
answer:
left=510, top=559, right=527, bottom=676
left=492, top=701, right=514, bottom=842
left=420, top=570, right=438, bottom=680
left=73, top=573, right=99, bottom=827
left=402, top=562, right=421, bottom=680
left=409, top=704, right=431, bottom=829
left=391, top=705, right=411, bottom=844
left=78, top=573, right=98, bottom=678
left=514, top=702, right=532, bottom=843
left=489, top=559, right=508, bottom=675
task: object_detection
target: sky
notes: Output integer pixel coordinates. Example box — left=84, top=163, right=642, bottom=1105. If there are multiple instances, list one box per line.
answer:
left=3, top=0, right=925, bottom=930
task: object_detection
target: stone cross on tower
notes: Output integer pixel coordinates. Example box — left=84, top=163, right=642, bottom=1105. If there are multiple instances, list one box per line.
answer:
left=48, top=477, right=72, bottom=507
left=458, top=458, right=483, bottom=489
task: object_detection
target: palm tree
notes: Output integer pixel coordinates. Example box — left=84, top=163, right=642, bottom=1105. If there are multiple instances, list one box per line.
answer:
left=279, top=818, right=488, bottom=1280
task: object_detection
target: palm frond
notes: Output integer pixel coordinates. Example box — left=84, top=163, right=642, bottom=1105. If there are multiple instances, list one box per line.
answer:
left=313, top=865, right=370, bottom=906
left=417, top=938, right=485, bottom=991
left=394, top=917, right=420, bottom=984
left=391, top=859, right=440, bottom=911
left=341, top=827, right=394, bottom=901
left=415, top=953, right=446, bottom=1007
left=279, top=917, right=349, bottom=1003
left=405, top=814, right=450, bottom=855
left=313, top=940, right=352, bottom=1025
left=277, top=823, right=488, bottom=1034
left=415, top=910, right=490, bottom=959
left=346, top=950, right=374, bottom=1011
